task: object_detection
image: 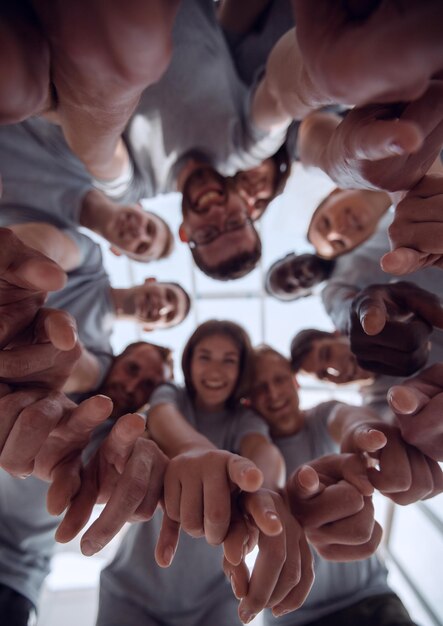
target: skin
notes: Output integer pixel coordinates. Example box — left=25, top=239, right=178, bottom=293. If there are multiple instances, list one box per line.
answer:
left=267, top=253, right=328, bottom=301
left=292, top=0, right=443, bottom=106
left=81, top=190, right=172, bottom=262
left=349, top=282, right=443, bottom=376
left=308, top=189, right=389, bottom=258
left=388, top=363, right=443, bottom=461
left=250, top=351, right=382, bottom=561
left=98, top=343, right=171, bottom=419
left=300, top=336, right=374, bottom=385
left=234, top=158, right=277, bottom=220
left=112, top=280, right=189, bottom=331
left=179, top=164, right=260, bottom=271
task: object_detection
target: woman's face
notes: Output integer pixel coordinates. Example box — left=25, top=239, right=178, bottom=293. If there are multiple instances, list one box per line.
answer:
left=190, top=334, right=240, bottom=410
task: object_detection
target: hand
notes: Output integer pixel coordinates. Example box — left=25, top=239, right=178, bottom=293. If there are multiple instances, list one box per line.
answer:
left=0, top=227, right=66, bottom=348
left=382, top=175, right=443, bottom=274
left=51, top=413, right=168, bottom=554
left=162, top=449, right=263, bottom=546
left=1, top=307, right=81, bottom=389
left=388, top=363, right=443, bottom=460
left=223, top=489, right=314, bottom=622
left=0, top=386, right=107, bottom=478
left=349, top=282, right=443, bottom=376
left=318, top=81, right=443, bottom=191
left=341, top=420, right=443, bottom=504
left=286, top=454, right=382, bottom=561
left=293, top=0, right=443, bottom=105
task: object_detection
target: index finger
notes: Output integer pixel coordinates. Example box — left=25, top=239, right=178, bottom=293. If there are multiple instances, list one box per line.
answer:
left=353, top=292, right=388, bottom=335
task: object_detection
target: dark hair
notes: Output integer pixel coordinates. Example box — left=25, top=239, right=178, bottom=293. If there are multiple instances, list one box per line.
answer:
left=181, top=320, right=252, bottom=408
left=290, top=328, right=335, bottom=372
left=117, top=340, right=174, bottom=379
left=191, top=236, right=262, bottom=281
left=251, top=344, right=291, bottom=373
left=264, top=252, right=335, bottom=301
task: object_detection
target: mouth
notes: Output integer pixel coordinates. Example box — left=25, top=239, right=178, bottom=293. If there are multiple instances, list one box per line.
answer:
left=202, top=380, right=226, bottom=391
left=267, top=399, right=289, bottom=413
left=193, top=188, right=225, bottom=211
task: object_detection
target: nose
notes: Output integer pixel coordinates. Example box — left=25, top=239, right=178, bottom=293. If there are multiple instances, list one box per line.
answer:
left=267, top=382, right=280, bottom=402
left=125, top=377, right=139, bottom=393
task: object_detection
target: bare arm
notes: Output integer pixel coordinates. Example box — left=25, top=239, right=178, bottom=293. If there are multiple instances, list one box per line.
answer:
left=240, top=432, right=285, bottom=489
left=9, top=222, right=81, bottom=272
left=62, top=347, right=101, bottom=394
left=251, top=28, right=331, bottom=132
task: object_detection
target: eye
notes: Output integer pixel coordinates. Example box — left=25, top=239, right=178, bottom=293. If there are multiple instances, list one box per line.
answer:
left=321, top=216, right=331, bottom=231
left=146, top=220, right=156, bottom=237
left=127, top=362, right=139, bottom=375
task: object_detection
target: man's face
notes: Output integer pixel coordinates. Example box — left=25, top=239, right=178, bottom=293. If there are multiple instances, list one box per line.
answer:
left=100, top=343, right=171, bottom=418
left=133, top=281, right=188, bottom=331
left=268, top=253, right=324, bottom=300
left=301, top=337, right=373, bottom=384
left=250, top=353, right=302, bottom=437
left=308, top=190, right=380, bottom=258
left=108, top=205, right=171, bottom=261
left=234, top=158, right=277, bottom=220
left=180, top=166, right=259, bottom=270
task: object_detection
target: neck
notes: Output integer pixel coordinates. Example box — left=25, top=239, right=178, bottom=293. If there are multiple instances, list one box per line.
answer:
left=110, top=287, right=135, bottom=317
left=194, top=396, right=226, bottom=413
left=80, top=189, right=116, bottom=237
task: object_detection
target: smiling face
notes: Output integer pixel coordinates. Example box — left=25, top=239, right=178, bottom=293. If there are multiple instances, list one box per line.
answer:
left=250, top=352, right=302, bottom=437
left=308, top=189, right=381, bottom=258
left=180, top=165, right=261, bottom=278
left=234, top=158, right=277, bottom=220
left=301, top=337, right=374, bottom=385
left=190, top=334, right=241, bottom=411
left=100, top=343, right=171, bottom=419
left=108, top=205, right=172, bottom=261
left=133, top=281, right=189, bottom=330
left=267, top=253, right=328, bottom=301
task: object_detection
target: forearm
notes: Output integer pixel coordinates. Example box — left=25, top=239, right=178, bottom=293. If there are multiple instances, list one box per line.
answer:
left=148, top=403, right=216, bottom=458
left=9, top=222, right=80, bottom=271
left=251, top=29, right=331, bottom=132
left=62, top=347, right=101, bottom=394
left=241, top=435, right=285, bottom=489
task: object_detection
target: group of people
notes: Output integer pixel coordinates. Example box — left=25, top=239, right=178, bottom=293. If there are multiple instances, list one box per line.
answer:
left=1, top=1, right=443, bottom=625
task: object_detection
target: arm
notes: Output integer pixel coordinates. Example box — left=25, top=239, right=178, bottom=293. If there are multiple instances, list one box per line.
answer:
left=62, top=346, right=101, bottom=394
left=251, top=28, right=331, bottom=133
left=240, top=432, right=285, bottom=489
left=9, top=222, right=81, bottom=271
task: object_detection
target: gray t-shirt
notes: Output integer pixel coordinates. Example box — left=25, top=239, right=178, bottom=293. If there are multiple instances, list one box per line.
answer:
left=0, top=118, right=91, bottom=223
left=97, top=383, right=270, bottom=626
left=322, top=211, right=443, bottom=411
left=124, top=0, right=287, bottom=197
left=265, top=401, right=389, bottom=626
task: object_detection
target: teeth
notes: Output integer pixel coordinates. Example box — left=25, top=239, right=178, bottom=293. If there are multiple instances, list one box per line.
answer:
left=197, top=190, right=222, bottom=209
left=203, top=380, right=224, bottom=389
left=269, top=401, right=287, bottom=411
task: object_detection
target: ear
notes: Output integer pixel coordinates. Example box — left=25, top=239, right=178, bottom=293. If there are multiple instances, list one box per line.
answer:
left=144, top=277, right=156, bottom=284
left=293, top=375, right=300, bottom=390
left=109, top=245, right=122, bottom=257
left=178, top=224, right=188, bottom=242
left=333, top=330, right=341, bottom=337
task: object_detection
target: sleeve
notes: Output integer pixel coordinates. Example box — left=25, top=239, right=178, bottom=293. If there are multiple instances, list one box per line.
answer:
left=148, top=383, right=183, bottom=411
left=231, top=407, right=271, bottom=453
left=305, top=400, right=343, bottom=456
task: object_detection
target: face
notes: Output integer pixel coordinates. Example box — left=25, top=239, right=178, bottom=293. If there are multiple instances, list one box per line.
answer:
left=181, top=166, right=259, bottom=269
left=234, top=159, right=277, bottom=220
left=133, top=282, right=188, bottom=330
left=268, top=254, right=324, bottom=300
left=308, top=190, right=380, bottom=258
left=100, top=343, right=171, bottom=418
left=190, top=334, right=240, bottom=411
left=301, top=337, right=374, bottom=384
left=108, top=205, right=170, bottom=261
left=250, top=353, right=302, bottom=437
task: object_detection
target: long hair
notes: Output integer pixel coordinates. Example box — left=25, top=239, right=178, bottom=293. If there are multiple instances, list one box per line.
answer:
left=181, top=320, right=253, bottom=408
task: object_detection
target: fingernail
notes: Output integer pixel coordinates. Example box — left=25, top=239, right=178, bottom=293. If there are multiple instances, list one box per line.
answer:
left=266, top=511, right=279, bottom=521
left=388, top=142, right=405, bottom=155
left=239, top=610, right=256, bottom=624
left=273, top=606, right=291, bottom=617
left=81, top=539, right=102, bottom=556
left=163, top=546, right=174, bottom=565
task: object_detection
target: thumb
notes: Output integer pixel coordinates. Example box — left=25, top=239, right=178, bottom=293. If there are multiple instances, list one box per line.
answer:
left=381, top=248, right=424, bottom=276
left=290, top=465, right=321, bottom=500
left=354, top=293, right=388, bottom=335
left=350, top=118, right=423, bottom=161
left=388, top=385, right=429, bottom=415
left=227, top=456, right=263, bottom=493
left=347, top=424, right=387, bottom=454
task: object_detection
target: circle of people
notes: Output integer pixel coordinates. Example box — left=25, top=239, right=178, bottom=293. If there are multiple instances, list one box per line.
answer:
left=1, top=1, right=443, bottom=626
